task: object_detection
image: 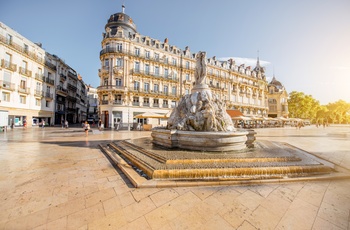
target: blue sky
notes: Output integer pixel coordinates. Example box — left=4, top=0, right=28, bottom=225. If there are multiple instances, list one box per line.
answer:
left=1, top=0, right=349, bottom=105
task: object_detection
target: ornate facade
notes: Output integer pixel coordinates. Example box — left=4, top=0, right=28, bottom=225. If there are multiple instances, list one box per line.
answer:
left=0, top=21, right=87, bottom=127
left=267, top=76, right=289, bottom=118
left=98, top=6, right=269, bottom=128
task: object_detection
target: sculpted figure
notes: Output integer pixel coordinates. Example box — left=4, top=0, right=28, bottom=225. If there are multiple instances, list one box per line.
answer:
left=195, top=51, right=207, bottom=85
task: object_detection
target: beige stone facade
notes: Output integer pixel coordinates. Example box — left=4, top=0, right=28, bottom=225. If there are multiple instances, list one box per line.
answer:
left=267, top=76, right=289, bottom=118
left=98, top=8, right=270, bottom=128
left=0, top=22, right=54, bottom=126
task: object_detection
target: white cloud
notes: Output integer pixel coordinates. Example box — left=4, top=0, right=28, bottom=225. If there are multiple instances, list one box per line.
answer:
left=217, top=57, right=271, bottom=67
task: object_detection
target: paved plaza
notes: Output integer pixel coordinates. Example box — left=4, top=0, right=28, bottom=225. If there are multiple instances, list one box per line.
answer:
left=0, top=125, right=349, bottom=229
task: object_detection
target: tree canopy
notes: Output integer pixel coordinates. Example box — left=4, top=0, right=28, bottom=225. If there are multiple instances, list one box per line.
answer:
left=287, top=91, right=350, bottom=124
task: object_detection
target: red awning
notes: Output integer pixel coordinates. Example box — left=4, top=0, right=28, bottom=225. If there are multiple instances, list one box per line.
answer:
left=226, top=110, right=243, bottom=118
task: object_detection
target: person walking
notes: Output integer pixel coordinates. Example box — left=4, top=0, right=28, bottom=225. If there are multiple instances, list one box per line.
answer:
left=42, top=120, right=45, bottom=128
left=65, top=120, right=68, bottom=129
left=84, top=121, right=90, bottom=136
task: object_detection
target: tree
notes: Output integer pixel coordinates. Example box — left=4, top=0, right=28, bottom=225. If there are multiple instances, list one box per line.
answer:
left=288, top=91, right=320, bottom=122
left=326, top=100, right=350, bottom=124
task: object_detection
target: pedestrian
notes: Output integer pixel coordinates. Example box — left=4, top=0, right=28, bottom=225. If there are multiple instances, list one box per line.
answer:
left=83, top=121, right=90, bottom=136
left=98, top=119, right=102, bottom=131
left=42, top=120, right=45, bottom=128
left=23, top=119, right=27, bottom=129
left=65, top=120, right=68, bottom=129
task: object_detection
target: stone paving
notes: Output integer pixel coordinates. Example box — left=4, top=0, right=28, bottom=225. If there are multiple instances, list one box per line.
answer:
left=0, top=125, right=349, bottom=229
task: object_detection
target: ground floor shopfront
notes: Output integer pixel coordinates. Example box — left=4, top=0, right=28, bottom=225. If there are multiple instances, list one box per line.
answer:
left=0, top=106, right=53, bottom=127
left=99, top=105, right=170, bottom=129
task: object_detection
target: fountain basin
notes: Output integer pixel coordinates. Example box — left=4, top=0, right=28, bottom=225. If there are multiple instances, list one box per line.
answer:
left=151, top=129, right=249, bottom=151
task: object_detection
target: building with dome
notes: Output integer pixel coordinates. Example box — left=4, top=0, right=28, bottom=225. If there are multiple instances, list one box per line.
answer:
left=267, top=76, right=289, bottom=118
left=98, top=5, right=270, bottom=129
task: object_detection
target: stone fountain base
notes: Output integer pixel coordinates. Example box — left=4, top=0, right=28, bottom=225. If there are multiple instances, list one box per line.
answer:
left=98, top=138, right=347, bottom=188
left=151, top=128, right=249, bottom=152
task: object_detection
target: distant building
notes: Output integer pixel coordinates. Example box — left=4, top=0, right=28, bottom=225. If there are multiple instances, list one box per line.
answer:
left=267, top=76, right=289, bottom=118
left=0, top=21, right=88, bottom=127
left=86, top=85, right=99, bottom=122
left=98, top=6, right=270, bottom=128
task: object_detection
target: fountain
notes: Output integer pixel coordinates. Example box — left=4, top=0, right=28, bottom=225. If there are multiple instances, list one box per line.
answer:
left=98, top=52, right=341, bottom=187
left=152, top=51, right=249, bottom=151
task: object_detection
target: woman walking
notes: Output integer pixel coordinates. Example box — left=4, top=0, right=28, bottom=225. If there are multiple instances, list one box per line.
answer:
left=84, top=121, right=90, bottom=136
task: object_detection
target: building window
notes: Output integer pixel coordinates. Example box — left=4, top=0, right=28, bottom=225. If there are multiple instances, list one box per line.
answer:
left=134, top=62, right=140, bottom=72
left=144, top=98, right=149, bottom=106
left=153, top=99, right=159, bottom=107
left=185, top=89, right=189, bottom=95
left=46, top=100, right=50, bottom=107
left=172, top=58, right=177, bottom=66
left=116, top=58, right=123, bottom=67
left=35, top=98, right=41, bottom=106
left=104, top=78, right=108, bottom=85
left=20, top=78, right=26, bottom=89
left=145, top=64, right=150, bottom=75
left=115, top=94, right=122, bottom=104
left=135, top=48, right=140, bottom=56
left=171, top=101, right=176, bottom=108
left=104, top=59, right=109, bottom=67
left=154, top=84, right=159, bottom=92
left=185, top=61, right=190, bottom=69
left=4, top=53, right=11, bottom=68
left=117, top=43, right=122, bottom=51
left=164, top=57, right=168, bottom=64
left=134, top=81, right=140, bottom=90
left=24, top=44, right=29, bottom=54
left=133, top=97, right=139, bottom=105
left=2, top=92, right=10, bottom=102
left=172, top=86, right=177, bottom=96
left=164, top=85, right=168, bottom=94
left=116, top=78, right=122, bottom=86
left=163, top=100, right=168, bottom=106
left=145, top=51, right=150, bottom=59
left=144, top=82, right=149, bottom=92
left=20, top=95, right=26, bottom=104
left=164, top=69, right=169, bottom=78
left=154, top=53, right=159, bottom=61
left=6, top=34, right=12, bottom=45
left=185, top=74, right=190, bottom=81
left=154, top=66, right=159, bottom=76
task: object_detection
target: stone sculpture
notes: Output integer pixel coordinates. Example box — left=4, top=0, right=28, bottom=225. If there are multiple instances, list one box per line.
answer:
left=167, top=51, right=235, bottom=132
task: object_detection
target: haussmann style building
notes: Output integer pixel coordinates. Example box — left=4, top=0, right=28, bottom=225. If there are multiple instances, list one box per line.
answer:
left=0, top=21, right=88, bottom=128
left=98, top=6, right=274, bottom=129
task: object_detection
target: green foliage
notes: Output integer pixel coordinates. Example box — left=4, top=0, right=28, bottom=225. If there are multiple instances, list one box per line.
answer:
left=288, top=92, right=350, bottom=124
left=287, top=91, right=320, bottom=122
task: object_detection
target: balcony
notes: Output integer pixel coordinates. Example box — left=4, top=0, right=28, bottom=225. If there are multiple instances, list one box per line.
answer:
left=17, top=87, right=30, bottom=94
left=67, top=95, right=77, bottom=102
left=44, top=92, right=53, bottom=100
left=131, top=69, right=179, bottom=82
left=0, top=34, right=44, bottom=63
left=113, top=100, right=122, bottom=105
left=19, top=67, right=32, bottom=77
left=34, top=90, right=43, bottom=97
left=45, top=77, right=54, bottom=85
left=60, top=74, right=67, bottom=81
left=1, top=59, right=17, bottom=72
left=101, top=100, right=109, bottom=105
left=56, top=85, right=68, bottom=94
left=35, top=73, right=45, bottom=81
left=45, top=60, right=56, bottom=70
left=97, top=85, right=124, bottom=91
left=0, top=80, right=16, bottom=91
left=68, top=83, right=77, bottom=92
left=143, top=103, right=150, bottom=107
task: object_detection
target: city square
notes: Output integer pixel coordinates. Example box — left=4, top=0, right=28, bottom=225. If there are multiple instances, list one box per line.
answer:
left=0, top=125, right=349, bottom=229
left=1, top=1, right=350, bottom=229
